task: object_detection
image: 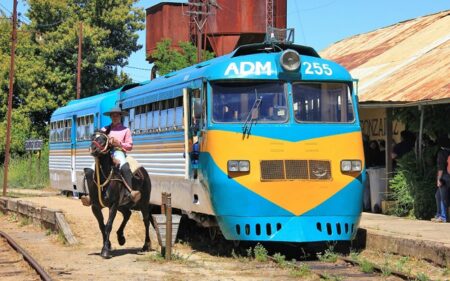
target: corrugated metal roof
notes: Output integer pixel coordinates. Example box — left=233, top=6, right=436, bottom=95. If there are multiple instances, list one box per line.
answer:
left=320, top=10, right=450, bottom=104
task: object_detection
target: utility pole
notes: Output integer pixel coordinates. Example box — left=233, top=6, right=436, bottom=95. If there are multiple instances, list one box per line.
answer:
left=76, top=22, right=83, bottom=99
left=3, top=0, right=18, bottom=197
left=266, top=0, right=274, bottom=29
left=185, top=0, right=218, bottom=62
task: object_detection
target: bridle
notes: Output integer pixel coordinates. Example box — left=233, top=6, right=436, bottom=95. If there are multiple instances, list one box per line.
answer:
left=92, top=132, right=110, bottom=155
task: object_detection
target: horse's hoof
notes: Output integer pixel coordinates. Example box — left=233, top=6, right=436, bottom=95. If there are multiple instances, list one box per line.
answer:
left=141, top=243, right=151, bottom=252
left=117, top=234, right=126, bottom=246
left=81, top=195, right=91, bottom=206
left=101, top=248, right=112, bottom=259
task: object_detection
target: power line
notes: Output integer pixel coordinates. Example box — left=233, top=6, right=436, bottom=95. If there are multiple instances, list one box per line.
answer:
left=124, top=65, right=152, bottom=71
left=0, top=3, right=12, bottom=15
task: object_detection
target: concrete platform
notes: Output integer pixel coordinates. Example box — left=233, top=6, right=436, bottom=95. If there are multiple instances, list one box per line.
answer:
left=358, top=212, right=450, bottom=267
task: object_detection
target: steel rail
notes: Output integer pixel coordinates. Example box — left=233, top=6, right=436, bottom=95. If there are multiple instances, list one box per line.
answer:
left=0, top=229, right=53, bottom=281
left=339, top=257, right=414, bottom=280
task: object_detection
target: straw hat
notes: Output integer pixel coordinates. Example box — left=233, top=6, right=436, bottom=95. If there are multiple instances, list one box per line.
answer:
left=103, top=106, right=128, bottom=116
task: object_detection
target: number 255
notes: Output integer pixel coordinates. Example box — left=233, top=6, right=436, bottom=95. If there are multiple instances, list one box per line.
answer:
left=303, top=62, right=333, bottom=76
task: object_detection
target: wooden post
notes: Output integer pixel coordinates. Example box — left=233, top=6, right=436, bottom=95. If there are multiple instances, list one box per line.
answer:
left=165, top=193, right=172, bottom=260
left=385, top=108, right=393, bottom=192
left=2, top=0, right=18, bottom=197
left=160, top=192, right=167, bottom=257
left=76, top=22, right=83, bottom=99
left=29, top=151, right=33, bottom=183
left=37, top=151, right=41, bottom=174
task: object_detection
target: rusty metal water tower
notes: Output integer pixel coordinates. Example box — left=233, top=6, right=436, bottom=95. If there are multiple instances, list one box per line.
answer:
left=145, top=0, right=287, bottom=63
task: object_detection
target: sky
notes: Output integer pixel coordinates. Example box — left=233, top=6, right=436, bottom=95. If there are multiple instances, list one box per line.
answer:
left=1, top=0, right=449, bottom=82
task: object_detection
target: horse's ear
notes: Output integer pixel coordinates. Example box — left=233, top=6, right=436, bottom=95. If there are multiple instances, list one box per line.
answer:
left=104, top=125, right=111, bottom=135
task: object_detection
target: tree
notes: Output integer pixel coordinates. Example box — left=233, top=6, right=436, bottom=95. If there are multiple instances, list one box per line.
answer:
left=26, top=0, right=145, bottom=103
left=0, top=1, right=145, bottom=159
left=150, top=38, right=215, bottom=76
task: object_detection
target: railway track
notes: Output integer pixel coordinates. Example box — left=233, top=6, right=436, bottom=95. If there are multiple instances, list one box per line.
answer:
left=303, top=258, right=407, bottom=281
left=0, top=230, right=52, bottom=281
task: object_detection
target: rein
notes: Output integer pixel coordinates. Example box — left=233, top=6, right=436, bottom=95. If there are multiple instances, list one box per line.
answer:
left=95, top=159, right=108, bottom=208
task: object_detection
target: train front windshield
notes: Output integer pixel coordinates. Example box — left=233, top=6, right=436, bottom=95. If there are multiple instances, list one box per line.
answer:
left=292, top=82, right=354, bottom=123
left=212, top=82, right=287, bottom=123
left=212, top=81, right=355, bottom=124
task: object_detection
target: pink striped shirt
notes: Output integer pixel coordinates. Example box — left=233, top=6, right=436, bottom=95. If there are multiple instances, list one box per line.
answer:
left=101, top=124, right=133, bottom=152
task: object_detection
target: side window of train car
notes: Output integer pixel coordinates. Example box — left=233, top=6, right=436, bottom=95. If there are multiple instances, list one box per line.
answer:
left=175, top=96, right=183, bottom=129
left=167, top=98, right=175, bottom=130
left=123, top=109, right=130, bottom=128
left=50, top=121, right=59, bottom=142
left=134, top=106, right=141, bottom=134
left=146, top=103, right=153, bottom=132
left=76, top=115, right=94, bottom=141
left=160, top=100, right=168, bottom=131
left=62, top=119, right=71, bottom=142
left=141, top=105, right=148, bottom=133
left=129, top=108, right=135, bottom=133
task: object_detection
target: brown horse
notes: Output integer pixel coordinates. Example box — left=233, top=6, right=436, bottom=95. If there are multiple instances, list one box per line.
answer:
left=83, top=131, right=153, bottom=258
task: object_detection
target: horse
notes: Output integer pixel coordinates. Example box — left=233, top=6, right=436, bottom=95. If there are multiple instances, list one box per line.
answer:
left=83, top=131, right=153, bottom=259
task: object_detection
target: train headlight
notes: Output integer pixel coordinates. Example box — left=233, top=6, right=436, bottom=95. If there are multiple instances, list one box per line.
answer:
left=341, top=160, right=362, bottom=172
left=238, top=160, right=250, bottom=172
left=228, top=160, right=250, bottom=172
left=280, top=49, right=300, bottom=71
left=351, top=160, right=362, bottom=172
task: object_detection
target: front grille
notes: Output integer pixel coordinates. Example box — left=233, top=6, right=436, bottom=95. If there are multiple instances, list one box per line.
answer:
left=260, top=160, right=284, bottom=180
left=260, top=160, right=331, bottom=181
left=285, top=160, right=308, bottom=179
left=309, top=160, right=331, bottom=180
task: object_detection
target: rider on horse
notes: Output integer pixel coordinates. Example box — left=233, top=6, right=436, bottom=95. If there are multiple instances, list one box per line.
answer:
left=102, top=106, right=137, bottom=200
left=83, top=106, right=139, bottom=205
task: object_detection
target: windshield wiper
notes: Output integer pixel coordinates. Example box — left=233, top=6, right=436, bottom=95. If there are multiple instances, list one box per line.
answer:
left=242, top=92, right=263, bottom=137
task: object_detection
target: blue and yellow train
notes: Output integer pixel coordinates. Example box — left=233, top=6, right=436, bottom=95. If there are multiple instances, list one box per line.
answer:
left=49, top=42, right=365, bottom=243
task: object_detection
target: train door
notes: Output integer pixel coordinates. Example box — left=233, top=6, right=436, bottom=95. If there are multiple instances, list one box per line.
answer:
left=70, top=115, right=77, bottom=191
left=183, top=87, right=203, bottom=179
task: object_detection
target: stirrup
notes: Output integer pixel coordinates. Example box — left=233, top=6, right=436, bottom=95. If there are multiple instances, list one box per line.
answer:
left=81, top=195, right=92, bottom=206
left=130, top=190, right=141, bottom=203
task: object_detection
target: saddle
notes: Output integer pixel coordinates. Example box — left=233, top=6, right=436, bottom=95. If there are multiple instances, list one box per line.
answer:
left=126, top=155, right=142, bottom=174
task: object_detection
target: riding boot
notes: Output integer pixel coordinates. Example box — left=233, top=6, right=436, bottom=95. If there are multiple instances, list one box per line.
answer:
left=120, top=163, right=141, bottom=203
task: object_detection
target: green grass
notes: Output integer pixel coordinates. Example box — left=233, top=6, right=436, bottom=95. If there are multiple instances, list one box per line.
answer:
left=415, top=272, right=430, bottom=281
left=136, top=251, right=191, bottom=264
left=289, top=262, right=312, bottom=278
left=253, top=243, right=268, bottom=262
left=19, top=216, right=33, bottom=227
left=0, top=148, right=49, bottom=189
left=317, top=245, right=338, bottom=263
left=359, top=258, right=375, bottom=273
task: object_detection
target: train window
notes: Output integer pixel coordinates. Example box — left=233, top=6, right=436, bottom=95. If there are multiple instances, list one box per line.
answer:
left=160, top=101, right=168, bottom=130
left=146, top=105, right=153, bottom=131
left=134, top=106, right=141, bottom=134
left=292, top=82, right=355, bottom=123
left=211, top=82, right=287, bottom=123
left=123, top=114, right=130, bottom=128
left=76, top=114, right=94, bottom=141
left=167, top=99, right=175, bottom=129
left=153, top=103, right=160, bottom=131
left=63, top=119, right=71, bottom=142
left=49, top=122, right=55, bottom=142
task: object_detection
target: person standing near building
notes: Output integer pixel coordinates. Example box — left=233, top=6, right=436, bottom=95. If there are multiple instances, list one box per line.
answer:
left=433, top=135, right=450, bottom=223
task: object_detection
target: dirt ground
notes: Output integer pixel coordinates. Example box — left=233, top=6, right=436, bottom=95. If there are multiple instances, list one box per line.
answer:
left=0, top=194, right=314, bottom=281
left=2, top=193, right=448, bottom=281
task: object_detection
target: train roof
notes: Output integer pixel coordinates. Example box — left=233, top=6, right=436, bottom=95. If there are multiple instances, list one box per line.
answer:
left=121, top=43, right=351, bottom=108
left=51, top=83, right=147, bottom=121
